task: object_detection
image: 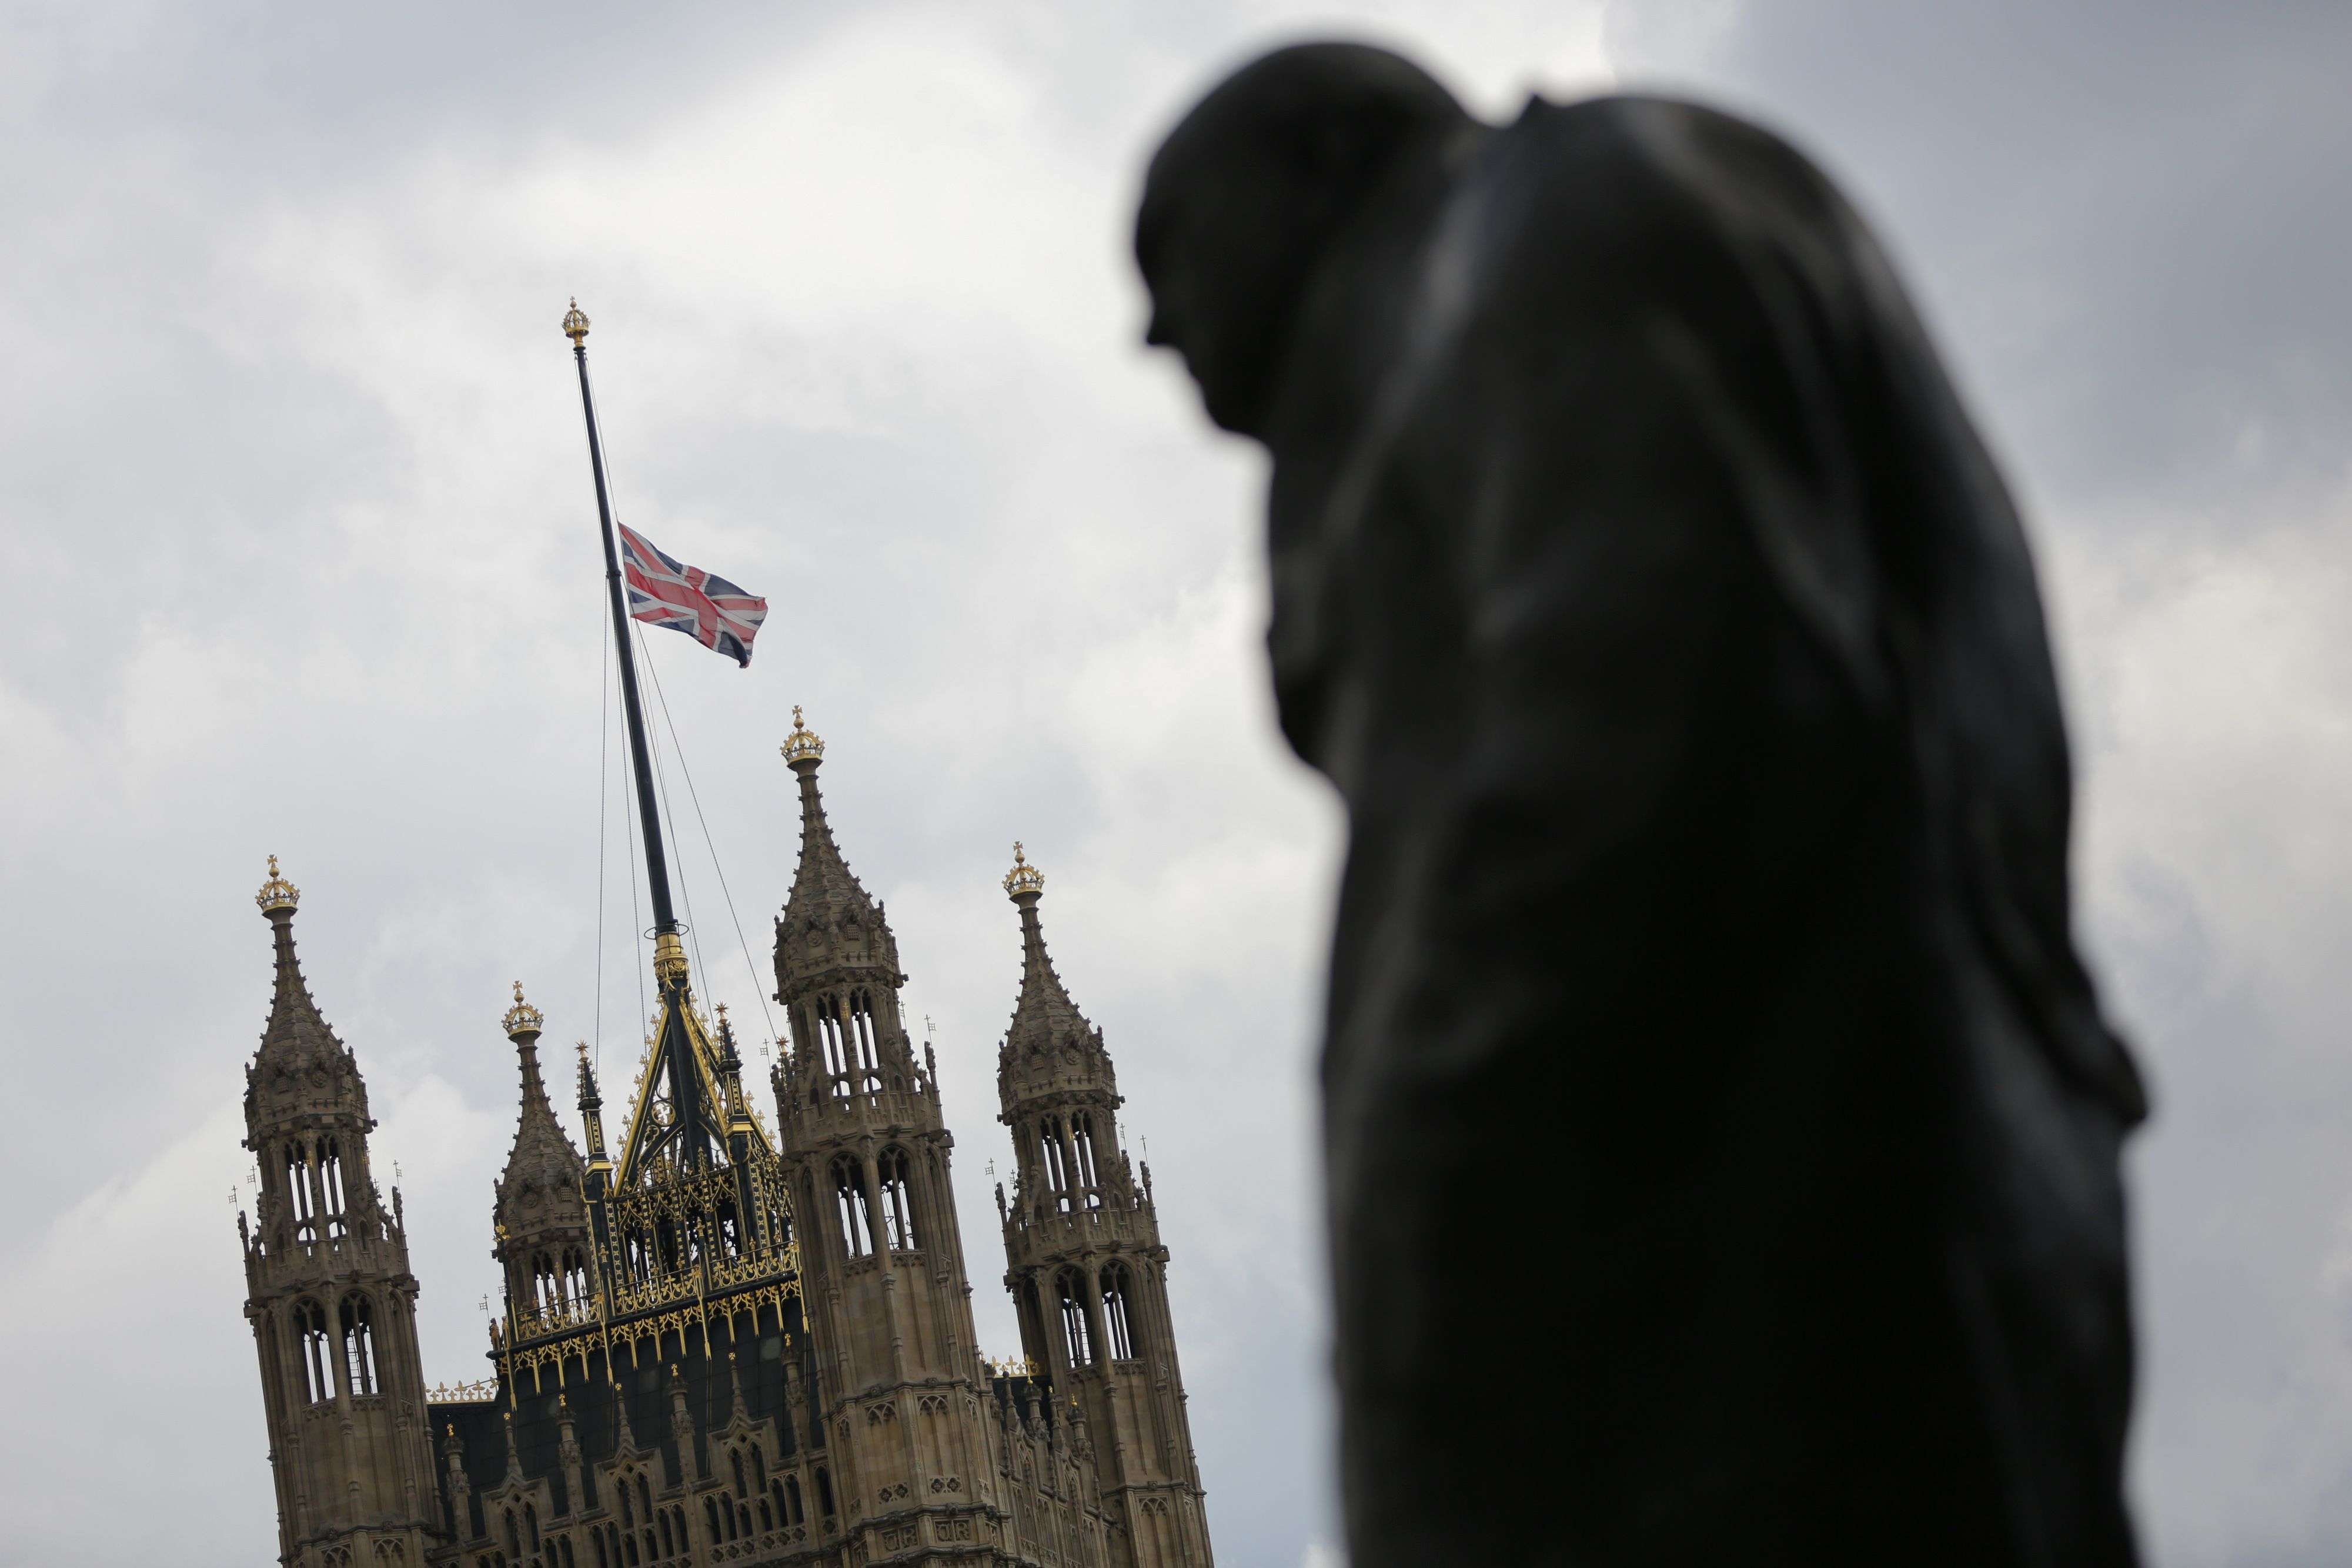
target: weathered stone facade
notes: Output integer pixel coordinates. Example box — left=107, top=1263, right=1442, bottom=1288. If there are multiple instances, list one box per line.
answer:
left=237, top=722, right=1215, bottom=1568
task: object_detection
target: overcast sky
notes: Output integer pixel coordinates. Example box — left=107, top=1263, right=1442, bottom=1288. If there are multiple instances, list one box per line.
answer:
left=2, top=3, right=2348, bottom=1564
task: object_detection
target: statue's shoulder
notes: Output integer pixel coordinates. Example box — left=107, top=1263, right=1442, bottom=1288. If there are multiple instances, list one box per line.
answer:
left=1472, top=92, right=1845, bottom=273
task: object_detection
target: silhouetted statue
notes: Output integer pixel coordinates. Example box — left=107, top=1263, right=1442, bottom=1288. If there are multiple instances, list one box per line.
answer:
left=1138, top=42, right=2146, bottom=1567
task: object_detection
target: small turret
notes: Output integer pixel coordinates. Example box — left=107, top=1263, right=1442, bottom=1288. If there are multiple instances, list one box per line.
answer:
left=492, top=982, right=591, bottom=1336
left=997, top=846, right=1132, bottom=1218
left=235, top=860, right=439, bottom=1564
left=991, top=844, right=1217, bottom=1566
left=765, top=709, right=1001, bottom=1558
left=773, top=707, right=907, bottom=1029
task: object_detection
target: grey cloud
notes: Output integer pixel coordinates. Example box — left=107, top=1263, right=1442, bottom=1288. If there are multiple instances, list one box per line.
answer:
left=6, top=3, right=2341, bottom=1565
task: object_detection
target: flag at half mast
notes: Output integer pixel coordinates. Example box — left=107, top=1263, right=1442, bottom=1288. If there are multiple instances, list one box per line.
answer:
left=617, top=521, right=768, bottom=667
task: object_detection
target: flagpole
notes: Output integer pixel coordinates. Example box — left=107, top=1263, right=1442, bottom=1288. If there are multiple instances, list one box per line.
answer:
left=564, top=299, right=707, bottom=1165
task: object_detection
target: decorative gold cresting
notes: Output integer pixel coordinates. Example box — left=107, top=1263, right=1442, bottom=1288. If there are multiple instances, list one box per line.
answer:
left=256, top=854, right=300, bottom=913
left=1003, top=841, right=1044, bottom=899
left=652, top=930, right=691, bottom=987
left=562, top=297, right=590, bottom=344
left=503, top=980, right=545, bottom=1040
left=781, top=704, right=824, bottom=765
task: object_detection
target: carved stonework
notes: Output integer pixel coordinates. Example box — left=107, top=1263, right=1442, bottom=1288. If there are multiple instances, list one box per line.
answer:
left=236, top=741, right=1217, bottom=1567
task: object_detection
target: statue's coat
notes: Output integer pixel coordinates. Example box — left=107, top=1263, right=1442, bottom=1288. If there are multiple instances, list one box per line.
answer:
left=1147, top=61, right=2143, bottom=1567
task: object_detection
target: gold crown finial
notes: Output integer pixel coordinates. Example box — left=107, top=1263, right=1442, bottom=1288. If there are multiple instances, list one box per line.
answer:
left=256, top=855, right=300, bottom=914
left=562, top=297, right=590, bottom=344
left=781, top=704, right=824, bottom=765
left=1003, top=841, right=1044, bottom=899
left=502, top=981, right=545, bottom=1040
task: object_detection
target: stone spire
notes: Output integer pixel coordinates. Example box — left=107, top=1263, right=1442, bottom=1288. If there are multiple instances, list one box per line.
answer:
left=493, top=983, right=584, bottom=1218
left=491, top=983, right=589, bottom=1328
left=251, top=856, right=358, bottom=1091
left=780, top=707, right=882, bottom=922
left=243, top=857, right=375, bottom=1224
left=999, top=845, right=1115, bottom=1107
left=774, top=705, right=904, bottom=1015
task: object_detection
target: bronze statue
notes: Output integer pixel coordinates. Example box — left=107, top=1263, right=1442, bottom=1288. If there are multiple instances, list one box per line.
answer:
left=1138, top=42, right=2146, bottom=1566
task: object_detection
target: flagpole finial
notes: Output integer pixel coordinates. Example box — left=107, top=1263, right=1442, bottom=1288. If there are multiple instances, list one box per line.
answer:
left=782, top=706, right=825, bottom=767
left=562, top=297, right=590, bottom=345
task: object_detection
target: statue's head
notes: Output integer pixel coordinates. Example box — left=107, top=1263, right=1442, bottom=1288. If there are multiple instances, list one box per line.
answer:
left=1136, top=42, right=1471, bottom=437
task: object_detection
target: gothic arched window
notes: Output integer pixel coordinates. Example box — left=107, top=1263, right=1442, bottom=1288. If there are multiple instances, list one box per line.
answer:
left=849, top=990, right=882, bottom=1092
left=814, top=1465, right=836, bottom=1519
left=877, top=1146, right=918, bottom=1252
left=1057, top=1270, right=1095, bottom=1367
left=293, top=1298, right=332, bottom=1403
left=340, top=1293, right=377, bottom=1395
left=832, top=1156, right=874, bottom=1258
left=286, top=1142, right=316, bottom=1242
left=560, top=1246, right=590, bottom=1304
left=319, top=1134, right=348, bottom=1239
left=1070, top=1112, right=1101, bottom=1202
left=1101, top=1262, right=1137, bottom=1361
left=815, top=998, right=851, bottom=1096
left=1040, top=1118, right=1071, bottom=1212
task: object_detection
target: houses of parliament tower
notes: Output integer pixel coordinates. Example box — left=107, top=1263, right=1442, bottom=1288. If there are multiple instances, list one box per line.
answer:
left=235, top=711, right=1216, bottom=1568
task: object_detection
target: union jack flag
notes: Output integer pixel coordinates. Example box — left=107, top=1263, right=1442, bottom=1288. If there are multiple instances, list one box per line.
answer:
left=618, top=523, right=768, bottom=667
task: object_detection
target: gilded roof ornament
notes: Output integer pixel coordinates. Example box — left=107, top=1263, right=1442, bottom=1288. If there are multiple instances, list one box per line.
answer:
left=1003, top=841, right=1044, bottom=900
left=562, top=297, right=590, bottom=345
left=256, top=854, right=300, bottom=914
left=503, top=981, right=545, bottom=1040
left=781, top=704, right=825, bottom=765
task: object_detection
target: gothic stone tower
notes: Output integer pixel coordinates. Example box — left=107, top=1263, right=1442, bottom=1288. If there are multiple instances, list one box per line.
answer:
left=239, top=859, right=440, bottom=1567
left=489, top=984, right=593, bottom=1345
left=769, top=708, right=1016, bottom=1561
left=995, top=848, right=1214, bottom=1567
left=235, top=717, right=1219, bottom=1567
